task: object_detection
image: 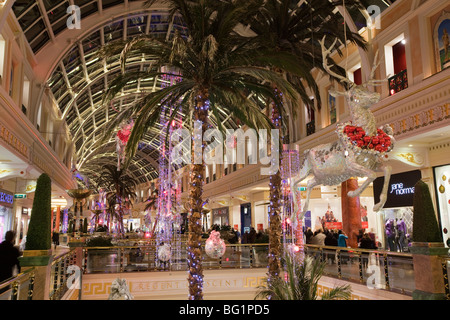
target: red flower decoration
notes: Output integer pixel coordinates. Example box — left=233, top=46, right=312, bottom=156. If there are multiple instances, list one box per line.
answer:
left=343, top=125, right=392, bottom=154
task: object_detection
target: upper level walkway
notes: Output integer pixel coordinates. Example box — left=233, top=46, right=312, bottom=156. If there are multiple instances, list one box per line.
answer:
left=1, top=242, right=448, bottom=300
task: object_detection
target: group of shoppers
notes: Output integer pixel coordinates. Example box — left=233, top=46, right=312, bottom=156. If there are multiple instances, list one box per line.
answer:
left=305, top=228, right=350, bottom=248
left=305, top=227, right=377, bottom=250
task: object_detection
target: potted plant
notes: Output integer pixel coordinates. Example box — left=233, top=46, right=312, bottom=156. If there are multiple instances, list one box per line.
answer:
left=255, top=253, right=351, bottom=300
left=19, top=173, right=54, bottom=300
left=21, top=173, right=52, bottom=262
left=410, top=180, right=448, bottom=300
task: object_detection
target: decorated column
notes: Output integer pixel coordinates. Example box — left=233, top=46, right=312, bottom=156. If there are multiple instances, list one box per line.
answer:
left=341, top=178, right=362, bottom=248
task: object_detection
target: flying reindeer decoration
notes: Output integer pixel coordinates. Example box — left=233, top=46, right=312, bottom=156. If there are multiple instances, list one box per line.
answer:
left=290, top=36, right=395, bottom=221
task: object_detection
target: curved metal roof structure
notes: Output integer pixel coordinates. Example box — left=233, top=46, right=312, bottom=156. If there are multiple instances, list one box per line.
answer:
left=11, top=0, right=398, bottom=185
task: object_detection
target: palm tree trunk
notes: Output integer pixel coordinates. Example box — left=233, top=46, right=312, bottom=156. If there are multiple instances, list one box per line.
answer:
left=187, top=89, right=209, bottom=300
left=268, top=102, right=282, bottom=281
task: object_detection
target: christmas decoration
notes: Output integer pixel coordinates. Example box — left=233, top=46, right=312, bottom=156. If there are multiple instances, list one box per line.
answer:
left=339, top=124, right=393, bottom=155
left=157, top=243, right=172, bottom=262
left=205, top=230, right=226, bottom=259
left=108, top=278, right=133, bottom=300
left=115, top=120, right=134, bottom=170
left=290, top=37, right=395, bottom=218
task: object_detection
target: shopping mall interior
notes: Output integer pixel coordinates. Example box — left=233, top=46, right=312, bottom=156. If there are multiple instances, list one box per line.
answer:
left=0, top=0, right=450, bottom=306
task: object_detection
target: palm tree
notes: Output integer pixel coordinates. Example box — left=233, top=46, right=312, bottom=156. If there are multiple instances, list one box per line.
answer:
left=91, top=209, right=103, bottom=231
left=94, top=164, right=137, bottom=236
left=98, top=0, right=306, bottom=300
left=246, top=0, right=366, bottom=281
left=255, top=254, right=352, bottom=300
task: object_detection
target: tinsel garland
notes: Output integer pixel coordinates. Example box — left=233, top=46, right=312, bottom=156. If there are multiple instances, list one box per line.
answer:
left=268, top=90, right=282, bottom=280
left=187, top=93, right=209, bottom=300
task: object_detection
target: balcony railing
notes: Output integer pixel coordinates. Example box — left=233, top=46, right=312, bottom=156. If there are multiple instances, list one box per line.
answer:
left=82, top=242, right=269, bottom=273
left=79, top=239, right=446, bottom=297
left=388, top=69, right=408, bottom=96
left=304, top=244, right=415, bottom=296
left=306, top=121, right=315, bottom=136
left=3, top=241, right=446, bottom=299
left=0, top=268, right=35, bottom=300
left=49, top=248, right=78, bottom=300
left=442, top=257, right=450, bottom=300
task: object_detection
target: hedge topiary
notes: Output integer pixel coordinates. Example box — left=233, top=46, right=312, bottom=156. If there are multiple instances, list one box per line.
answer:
left=412, top=180, right=443, bottom=243
left=83, top=217, right=88, bottom=233
left=26, top=173, right=52, bottom=250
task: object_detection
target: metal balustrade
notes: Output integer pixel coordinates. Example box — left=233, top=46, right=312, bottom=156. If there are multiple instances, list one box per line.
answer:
left=80, top=241, right=424, bottom=296
left=2, top=242, right=447, bottom=300
left=442, top=257, right=450, bottom=300
left=49, top=248, right=78, bottom=300
left=388, top=69, right=408, bottom=96
left=304, top=244, right=416, bottom=295
left=82, top=243, right=270, bottom=274
left=0, top=268, right=35, bottom=300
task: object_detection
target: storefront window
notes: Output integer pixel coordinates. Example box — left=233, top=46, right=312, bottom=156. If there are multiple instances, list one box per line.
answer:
left=433, top=165, right=450, bottom=247
left=373, top=170, right=421, bottom=251
left=0, top=189, right=14, bottom=242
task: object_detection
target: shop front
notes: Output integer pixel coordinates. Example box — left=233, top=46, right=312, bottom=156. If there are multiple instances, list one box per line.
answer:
left=0, top=189, right=14, bottom=242
left=212, top=207, right=229, bottom=226
left=433, top=164, right=450, bottom=247
left=302, top=185, right=376, bottom=235
left=373, top=170, right=422, bottom=251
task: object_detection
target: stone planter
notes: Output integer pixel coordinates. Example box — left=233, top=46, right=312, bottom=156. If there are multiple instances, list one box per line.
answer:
left=410, top=242, right=449, bottom=300
left=19, top=249, right=54, bottom=300
left=20, top=249, right=53, bottom=266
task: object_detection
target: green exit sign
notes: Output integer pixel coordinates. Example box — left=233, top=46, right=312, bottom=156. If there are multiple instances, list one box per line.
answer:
left=14, top=194, right=27, bottom=199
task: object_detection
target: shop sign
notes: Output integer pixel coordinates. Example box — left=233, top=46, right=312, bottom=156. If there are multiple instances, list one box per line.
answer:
left=304, top=211, right=311, bottom=228
left=373, top=170, right=421, bottom=208
left=325, top=222, right=342, bottom=230
left=0, top=189, right=14, bottom=206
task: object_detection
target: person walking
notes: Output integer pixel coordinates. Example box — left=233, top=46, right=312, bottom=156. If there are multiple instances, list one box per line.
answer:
left=0, top=231, right=22, bottom=284
left=52, top=231, right=60, bottom=250
left=338, top=230, right=348, bottom=248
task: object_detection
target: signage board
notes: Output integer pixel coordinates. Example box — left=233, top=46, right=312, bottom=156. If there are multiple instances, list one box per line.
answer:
left=0, top=189, right=14, bottom=207
left=373, top=170, right=421, bottom=208
left=14, top=194, right=27, bottom=199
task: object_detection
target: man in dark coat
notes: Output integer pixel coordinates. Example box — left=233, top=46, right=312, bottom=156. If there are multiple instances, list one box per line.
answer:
left=0, top=231, right=21, bottom=283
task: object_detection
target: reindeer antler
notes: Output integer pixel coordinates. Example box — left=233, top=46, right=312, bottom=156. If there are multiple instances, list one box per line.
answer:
left=319, top=35, right=354, bottom=87
left=363, top=50, right=388, bottom=87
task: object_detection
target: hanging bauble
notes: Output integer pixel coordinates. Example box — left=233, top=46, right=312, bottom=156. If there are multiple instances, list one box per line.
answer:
left=280, top=150, right=300, bottom=180
left=157, top=243, right=172, bottom=262
left=115, top=120, right=134, bottom=170
left=205, top=230, right=226, bottom=259
left=439, top=184, right=445, bottom=193
left=144, top=212, right=152, bottom=227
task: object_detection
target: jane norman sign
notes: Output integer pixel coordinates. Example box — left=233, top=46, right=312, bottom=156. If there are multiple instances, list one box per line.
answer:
left=373, top=170, right=421, bottom=208
left=0, top=190, right=14, bottom=206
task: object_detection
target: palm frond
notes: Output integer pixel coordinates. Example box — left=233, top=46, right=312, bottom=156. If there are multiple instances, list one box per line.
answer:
left=255, top=253, right=352, bottom=300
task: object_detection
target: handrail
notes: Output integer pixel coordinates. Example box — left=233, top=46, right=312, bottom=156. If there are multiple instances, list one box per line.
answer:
left=304, top=244, right=416, bottom=295
left=49, top=248, right=78, bottom=300
left=304, top=243, right=414, bottom=257
left=80, top=241, right=449, bottom=299
left=0, top=267, right=36, bottom=300
left=441, top=256, right=450, bottom=300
